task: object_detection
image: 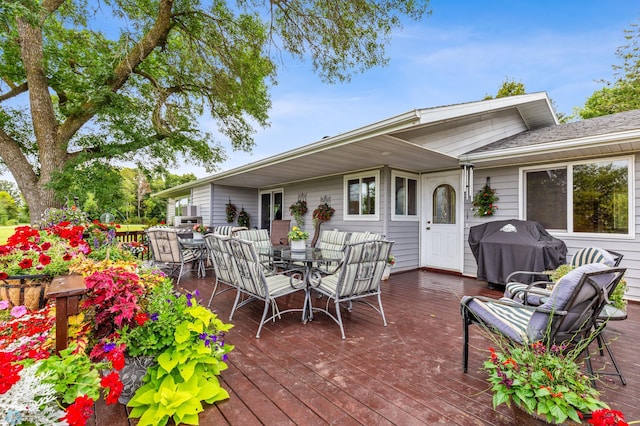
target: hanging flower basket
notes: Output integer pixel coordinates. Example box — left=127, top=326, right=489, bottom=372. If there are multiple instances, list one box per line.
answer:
left=472, top=183, right=499, bottom=217
left=289, top=200, right=308, bottom=226
left=225, top=202, right=237, bottom=223
left=237, top=208, right=250, bottom=228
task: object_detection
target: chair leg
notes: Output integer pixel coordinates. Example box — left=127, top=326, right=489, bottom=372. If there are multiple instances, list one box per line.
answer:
left=377, top=293, right=388, bottom=327
left=229, top=290, right=242, bottom=321
left=335, top=301, right=346, bottom=339
left=600, top=331, right=627, bottom=385
left=462, top=309, right=469, bottom=373
left=255, top=300, right=271, bottom=339
left=207, top=277, right=220, bottom=307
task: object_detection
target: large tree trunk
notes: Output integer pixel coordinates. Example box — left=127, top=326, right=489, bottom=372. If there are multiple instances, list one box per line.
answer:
left=23, top=184, right=62, bottom=226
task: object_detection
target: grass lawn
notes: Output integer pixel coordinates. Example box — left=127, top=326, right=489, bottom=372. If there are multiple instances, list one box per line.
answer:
left=0, top=223, right=147, bottom=245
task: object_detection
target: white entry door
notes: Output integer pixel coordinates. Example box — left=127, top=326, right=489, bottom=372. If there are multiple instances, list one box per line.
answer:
left=421, top=171, right=462, bottom=271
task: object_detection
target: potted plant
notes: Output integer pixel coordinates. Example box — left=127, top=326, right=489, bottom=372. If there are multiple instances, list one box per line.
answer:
left=192, top=223, right=208, bottom=239
left=289, top=200, right=308, bottom=226
left=382, top=254, right=395, bottom=280
left=288, top=226, right=309, bottom=252
left=484, top=340, right=608, bottom=424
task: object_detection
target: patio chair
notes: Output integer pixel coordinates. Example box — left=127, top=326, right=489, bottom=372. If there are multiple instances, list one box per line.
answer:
left=270, top=220, right=291, bottom=246
left=146, top=228, right=198, bottom=286
left=313, top=239, right=394, bottom=339
left=461, top=263, right=627, bottom=378
left=204, top=234, right=237, bottom=307
left=504, top=247, right=623, bottom=305
left=226, top=238, right=305, bottom=338
left=503, top=248, right=628, bottom=384
left=314, top=229, right=349, bottom=274
left=347, top=231, right=383, bottom=244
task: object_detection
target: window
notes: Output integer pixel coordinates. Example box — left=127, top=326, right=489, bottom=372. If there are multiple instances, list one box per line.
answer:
left=344, top=171, right=379, bottom=220
left=392, top=171, right=418, bottom=220
left=523, top=157, right=632, bottom=236
left=433, top=184, right=456, bottom=224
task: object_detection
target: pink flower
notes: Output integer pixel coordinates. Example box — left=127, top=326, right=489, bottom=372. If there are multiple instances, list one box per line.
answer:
left=0, top=300, right=9, bottom=310
left=10, top=305, right=27, bottom=318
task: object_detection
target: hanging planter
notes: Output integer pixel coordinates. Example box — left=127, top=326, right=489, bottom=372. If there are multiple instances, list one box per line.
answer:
left=225, top=201, right=237, bottom=223
left=237, top=207, right=250, bottom=228
left=289, top=200, right=308, bottom=226
left=472, top=183, right=499, bottom=217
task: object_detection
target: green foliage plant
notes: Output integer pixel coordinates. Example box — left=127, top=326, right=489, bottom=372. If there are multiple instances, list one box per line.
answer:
left=35, top=344, right=106, bottom=405
left=126, top=291, right=234, bottom=426
left=484, top=339, right=608, bottom=424
left=237, top=208, right=250, bottom=228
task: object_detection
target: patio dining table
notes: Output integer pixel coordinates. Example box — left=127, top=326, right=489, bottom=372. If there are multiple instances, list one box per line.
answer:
left=260, top=246, right=344, bottom=321
left=179, top=238, right=208, bottom=278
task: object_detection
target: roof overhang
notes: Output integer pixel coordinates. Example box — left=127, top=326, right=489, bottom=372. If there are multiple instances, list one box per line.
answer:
left=154, top=93, right=555, bottom=198
left=466, top=129, right=640, bottom=168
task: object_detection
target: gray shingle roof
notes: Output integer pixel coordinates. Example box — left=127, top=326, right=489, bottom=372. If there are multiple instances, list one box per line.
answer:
left=468, top=109, right=640, bottom=154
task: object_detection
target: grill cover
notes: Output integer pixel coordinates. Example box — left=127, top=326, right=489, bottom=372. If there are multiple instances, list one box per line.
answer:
left=468, top=220, right=567, bottom=285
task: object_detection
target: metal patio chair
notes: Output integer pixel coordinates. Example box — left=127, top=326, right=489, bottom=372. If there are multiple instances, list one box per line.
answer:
left=226, top=238, right=305, bottom=338
left=461, top=263, right=627, bottom=381
left=146, top=228, right=198, bottom=286
left=313, top=239, right=394, bottom=339
left=204, top=234, right=237, bottom=306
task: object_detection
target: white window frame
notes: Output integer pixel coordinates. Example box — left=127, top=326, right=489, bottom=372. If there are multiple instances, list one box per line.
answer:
left=520, top=155, right=635, bottom=239
left=391, top=170, right=419, bottom=221
left=343, top=170, right=380, bottom=221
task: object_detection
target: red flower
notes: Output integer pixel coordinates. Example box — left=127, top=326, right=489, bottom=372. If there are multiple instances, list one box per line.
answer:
left=0, top=351, right=23, bottom=394
left=0, top=272, right=7, bottom=280
left=39, top=253, right=52, bottom=266
left=106, top=345, right=126, bottom=370
left=61, top=395, right=94, bottom=426
left=100, top=371, right=124, bottom=405
left=134, top=312, right=149, bottom=326
left=18, top=258, right=33, bottom=269
left=41, top=241, right=52, bottom=250
left=588, top=408, right=628, bottom=426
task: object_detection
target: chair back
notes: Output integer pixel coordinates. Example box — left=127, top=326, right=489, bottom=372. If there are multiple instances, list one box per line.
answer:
left=570, top=247, right=620, bottom=268
left=527, top=263, right=626, bottom=343
left=332, top=240, right=393, bottom=298
left=204, top=234, right=236, bottom=286
left=270, top=220, right=291, bottom=246
left=227, top=238, right=269, bottom=298
left=348, top=231, right=383, bottom=244
left=235, top=229, right=272, bottom=249
left=146, top=229, right=183, bottom=264
left=316, top=229, right=349, bottom=251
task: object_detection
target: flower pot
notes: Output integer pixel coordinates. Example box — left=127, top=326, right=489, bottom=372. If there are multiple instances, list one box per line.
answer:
left=0, top=274, right=49, bottom=310
left=290, top=239, right=306, bottom=252
left=118, top=355, right=157, bottom=404
left=382, top=265, right=391, bottom=280
left=192, top=231, right=203, bottom=240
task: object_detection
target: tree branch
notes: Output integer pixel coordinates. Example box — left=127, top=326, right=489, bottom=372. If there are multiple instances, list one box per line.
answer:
left=0, top=82, right=28, bottom=102
left=57, top=0, right=175, bottom=144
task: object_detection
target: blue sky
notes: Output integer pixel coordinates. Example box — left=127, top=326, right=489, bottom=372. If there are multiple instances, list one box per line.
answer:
left=191, top=0, right=639, bottom=178
left=2, top=1, right=639, bottom=183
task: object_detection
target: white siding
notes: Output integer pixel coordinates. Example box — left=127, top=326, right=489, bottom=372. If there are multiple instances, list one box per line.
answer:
left=191, top=185, right=211, bottom=226
left=211, top=185, right=258, bottom=227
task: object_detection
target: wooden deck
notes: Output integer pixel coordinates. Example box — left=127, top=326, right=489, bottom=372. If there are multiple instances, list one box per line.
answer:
left=94, top=269, right=640, bottom=425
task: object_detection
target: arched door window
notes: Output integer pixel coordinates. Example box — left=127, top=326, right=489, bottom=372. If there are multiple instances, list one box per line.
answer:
left=433, top=184, right=456, bottom=224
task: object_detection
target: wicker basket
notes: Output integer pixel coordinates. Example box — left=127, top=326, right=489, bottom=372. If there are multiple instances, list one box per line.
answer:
left=0, top=275, right=49, bottom=310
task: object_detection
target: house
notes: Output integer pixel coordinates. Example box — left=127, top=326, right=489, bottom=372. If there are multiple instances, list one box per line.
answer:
left=153, top=92, right=640, bottom=301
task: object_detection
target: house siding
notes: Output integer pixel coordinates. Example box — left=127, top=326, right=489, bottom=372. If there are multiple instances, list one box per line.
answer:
left=461, top=158, right=640, bottom=302
left=211, top=185, right=258, bottom=228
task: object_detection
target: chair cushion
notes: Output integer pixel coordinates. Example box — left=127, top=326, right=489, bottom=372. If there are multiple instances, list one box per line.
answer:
left=528, top=262, right=610, bottom=340
left=570, top=247, right=615, bottom=267
left=504, top=282, right=549, bottom=305
left=462, top=296, right=533, bottom=344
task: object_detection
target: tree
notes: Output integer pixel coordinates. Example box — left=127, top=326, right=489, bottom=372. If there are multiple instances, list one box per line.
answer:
left=0, top=0, right=431, bottom=224
left=484, top=77, right=526, bottom=100
left=577, top=19, right=640, bottom=119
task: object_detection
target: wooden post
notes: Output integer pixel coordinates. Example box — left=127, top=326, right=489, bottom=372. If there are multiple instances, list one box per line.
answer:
left=45, top=275, right=87, bottom=354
